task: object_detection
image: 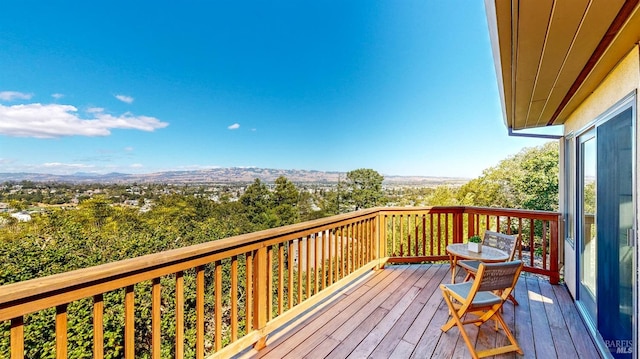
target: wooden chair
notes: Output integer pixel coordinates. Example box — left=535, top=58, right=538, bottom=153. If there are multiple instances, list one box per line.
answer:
left=440, top=260, right=524, bottom=359
left=458, top=231, right=519, bottom=305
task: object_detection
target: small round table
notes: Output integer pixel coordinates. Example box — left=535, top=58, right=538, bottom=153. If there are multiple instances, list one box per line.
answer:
left=446, top=243, right=509, bottom=283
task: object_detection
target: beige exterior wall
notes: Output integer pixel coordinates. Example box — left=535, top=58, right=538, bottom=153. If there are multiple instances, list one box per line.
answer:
left=563, top=45, right=639, bottom=134
left=560, top=45, right=639, bottom=306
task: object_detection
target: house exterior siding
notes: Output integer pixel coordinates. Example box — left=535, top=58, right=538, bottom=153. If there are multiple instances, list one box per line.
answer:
left=562, top=45, right=639, bottom=297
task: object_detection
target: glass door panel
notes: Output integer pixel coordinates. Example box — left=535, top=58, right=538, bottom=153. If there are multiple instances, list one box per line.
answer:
left=579, top=131, right=597, bottom=320
left=596, top=107, right=633, bottom=358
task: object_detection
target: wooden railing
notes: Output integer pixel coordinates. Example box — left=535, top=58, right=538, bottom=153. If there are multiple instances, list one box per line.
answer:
left=0, top=206, right=560, bottom=358
left=380, top=207, right=561, bottom=283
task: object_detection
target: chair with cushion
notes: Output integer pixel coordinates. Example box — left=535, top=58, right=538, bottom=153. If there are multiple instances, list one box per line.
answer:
left=458, top=231, right=519, bottom=304
left=440, top=260, right=524, bottom=358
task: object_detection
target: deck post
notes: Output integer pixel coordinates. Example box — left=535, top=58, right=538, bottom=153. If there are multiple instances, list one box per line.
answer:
left=252, top=246, right=268, bottom=349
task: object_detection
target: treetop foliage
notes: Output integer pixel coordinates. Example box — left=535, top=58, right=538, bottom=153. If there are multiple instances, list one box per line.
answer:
left=456, top=141, right=559, bottom=211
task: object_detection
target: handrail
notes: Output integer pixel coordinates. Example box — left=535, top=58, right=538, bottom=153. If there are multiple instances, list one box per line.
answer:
left=378, top=206, right=561, bottom=283
left=0, top=206, right=561, bottom=358
left=0, top=208, right=381, bottom=309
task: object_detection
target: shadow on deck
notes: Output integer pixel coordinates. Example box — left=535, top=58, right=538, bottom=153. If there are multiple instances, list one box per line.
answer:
left=236, top=264, right=600, bottom=359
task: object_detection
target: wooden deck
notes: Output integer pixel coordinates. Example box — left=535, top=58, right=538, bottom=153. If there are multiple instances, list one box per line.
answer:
left=236, top=264, right=601, bottom=359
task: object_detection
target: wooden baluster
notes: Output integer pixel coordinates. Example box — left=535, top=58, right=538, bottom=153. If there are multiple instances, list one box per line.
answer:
left=93, top=294, right=104, bottom=359
left=344, top=228, right=353, bottom=276
left=306, top=236, right=311, bottom=297
left=384, top=214, right=389, bottom=258
left=124, top=286, right=135, bottom=359
left=391, top=216, right=396, bottom=256
left=329, top=230, right=334, bottom=286
left=361, top=220, right=365, bottom=264
left=399, top=215, right=404, bottom=257
left=549, top=220, right=560, bottom=284
left=362, top=220, right=367, bottom=263
left=288, top=240, right=294, bottom=309
left=360, top=220, right=365, bottom=264
left=518, top=218, right=523, bottom=259
left=454, top=210, right=464, bottom=244
left=542, top=221, right=548, bottom=269
left=469, top=212, right=473, bottom=236
left=448, top=211, right=452, bottom=245
left=340, top=226, right=345, bottom=278
left=353, top=223, right=357, bottom=267
left=359, top=220, right=364, bottom=263
left=321, top=230, right=326, bottom=290
left=437, top=214, right=442, bottom=256
left=314, top=235, right=319, bottom=295
left=176, top=272, right=184, bottom=359
left=414, top=215, right=419, bottom=256
left=278, top=244, right=284, bottom=315
left=297, top=239, right=303, bottom=303
left=529, top=219, right=535, bottom=267
left=152, top=278, right=161, bottom=359
left=430, top=213, right=434, bottom=256
left=196, top=267, right=205, bottom=359
left=246, top=252, right=253, bottom=332
left=368, top=219, right=373, bottom=262
left=214, top=261, right=222, bottom=351
left=343, top=226, right=349, bottom=274
left=335, top=228, right=340, bottom=280
left=11, top=316, right=24, bottom=359
left=422, top=215, right=426, bottom=256
left=366, top=219, right=370, bottom=262
left=230, top=258, right=238, bottom=342
left=267, top=246, right=273, bottom=321
left=56, top=304, right=68, bottom=359
left=351, top=224, right=356, bottom=271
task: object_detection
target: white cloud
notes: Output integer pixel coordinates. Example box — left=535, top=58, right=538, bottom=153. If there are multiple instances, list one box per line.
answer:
left=51, top=93, right=64, bottom=99
left=130, top=163, right=143, bottom=168
left=0, top=103, right=169, bottom=138
left=87, top=107, right=104, bottom=113
left=228, top=123, right=240, bottom=130
left=124, top=146, right=134, bottom=152
left=0, top=91, right=33, bottom=101
left=115, top=94, right=134, bottom=104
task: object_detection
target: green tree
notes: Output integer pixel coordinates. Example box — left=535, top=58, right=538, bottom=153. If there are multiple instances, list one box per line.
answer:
left=456, top=141, right=559, bottom=211
left=272, top=176, right=300, bottom=226
left=425, top=186, right=458, bottom=206
left=344, top=168, right=385, bottom=210
left=239, top=179, right=276, bottom=230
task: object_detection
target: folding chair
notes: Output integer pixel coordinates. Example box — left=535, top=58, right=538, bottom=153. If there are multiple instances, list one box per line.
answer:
left=440, top=260, right=524, bottom=359
left=458, top=231, right=519, bottom=305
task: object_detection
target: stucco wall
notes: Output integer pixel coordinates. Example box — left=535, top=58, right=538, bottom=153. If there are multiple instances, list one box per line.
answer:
left=561, top=45, right=639, bottom=301
left=564, top=45, right=639, bottom=133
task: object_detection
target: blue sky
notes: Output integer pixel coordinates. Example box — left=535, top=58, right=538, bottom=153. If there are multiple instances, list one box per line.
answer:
left=0, top=1, right=555, bottom=178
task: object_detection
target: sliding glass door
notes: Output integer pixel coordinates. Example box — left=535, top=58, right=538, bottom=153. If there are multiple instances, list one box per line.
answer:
left=576, top=105, right=635, bottom=358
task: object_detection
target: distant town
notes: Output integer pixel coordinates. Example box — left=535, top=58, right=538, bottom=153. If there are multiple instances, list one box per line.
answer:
left=0, top=167, right=470, bottom=222
left=0, top=167, right=468, bottom=186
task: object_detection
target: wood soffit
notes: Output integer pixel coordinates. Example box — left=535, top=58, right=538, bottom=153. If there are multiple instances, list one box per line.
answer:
left=486, top=0, right=640, bottom=130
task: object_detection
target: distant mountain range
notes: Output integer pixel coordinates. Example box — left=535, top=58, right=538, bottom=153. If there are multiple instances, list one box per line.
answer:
left=0, top=168, right=469, bottom=186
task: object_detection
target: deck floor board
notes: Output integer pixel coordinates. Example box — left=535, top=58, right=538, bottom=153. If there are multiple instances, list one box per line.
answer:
left=237, top=264, right=601, bottom=359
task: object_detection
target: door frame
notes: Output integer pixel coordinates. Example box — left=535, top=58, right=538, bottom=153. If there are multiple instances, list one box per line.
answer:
left=570, top=92, right=638, bottom=358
